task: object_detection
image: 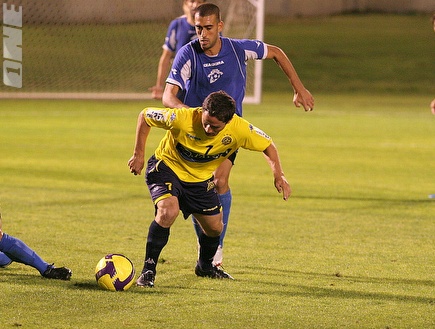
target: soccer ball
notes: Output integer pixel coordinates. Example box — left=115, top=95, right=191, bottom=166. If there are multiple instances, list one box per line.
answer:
left=95, top=254, right=136, bottom=291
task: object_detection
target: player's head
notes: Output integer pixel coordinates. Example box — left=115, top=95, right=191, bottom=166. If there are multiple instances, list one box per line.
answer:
left=201, top=91, right=235, bottom=136
left=194, top=3, right=223, bottom=52
left=195, top=3, right=221, bottom=21
left=432, top=13, right=435, bottom=32
left=183, top=0, right=206, bottom=21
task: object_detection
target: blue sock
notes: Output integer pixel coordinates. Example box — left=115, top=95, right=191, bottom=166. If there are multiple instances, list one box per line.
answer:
left=0, top=252, right=12, bottom=267
left=192, top=190, right=232, bottom=248
left=218, top=190, right=232, bottom=248
left=0, top=233, right=49, bottom=275
left=192, top=215, right=203, bottom=238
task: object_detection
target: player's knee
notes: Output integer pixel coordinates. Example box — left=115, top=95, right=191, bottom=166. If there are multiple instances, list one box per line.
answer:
left=204, top=221, right=223, bottom=237
left=214, top=176, right=229, bottom=192
left=157, top=210, right=178, bottom=224
left=205, top=227, right=222, bottom=237
left=155, top=197, right=179, bottom=224
left=155, top=207, right=179, bottom=227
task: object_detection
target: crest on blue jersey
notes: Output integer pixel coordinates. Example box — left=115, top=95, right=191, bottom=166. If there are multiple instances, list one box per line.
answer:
left=208, top=69, right=224, bottom=84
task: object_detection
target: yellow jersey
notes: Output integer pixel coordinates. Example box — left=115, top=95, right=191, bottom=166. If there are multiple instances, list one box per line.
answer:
left=144, top=107, right=272, bottom=182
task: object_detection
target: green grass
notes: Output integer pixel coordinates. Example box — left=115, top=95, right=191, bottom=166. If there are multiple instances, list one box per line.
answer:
left=263, top=14, right=435, bottom=95
left=1, top=14, right=435, bottom=329
left=0, top=93, right=434, bottom=328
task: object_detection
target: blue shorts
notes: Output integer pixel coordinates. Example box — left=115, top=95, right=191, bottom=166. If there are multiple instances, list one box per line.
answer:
left=145, top=155, right=221, bottom=219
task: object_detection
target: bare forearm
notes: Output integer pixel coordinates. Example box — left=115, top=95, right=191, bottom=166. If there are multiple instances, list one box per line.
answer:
left=268, top=45, right=304, bottom=91
left=162, top=84, right=188, bottom=108
left=267, top=44, right=314, bottom=111
left=134, top=112, right=150, bottom=155
left=156, top=51, right=173, bottom=89
left=128, top=111, right=151, bottom=175
left=263, top=143, right=285, bottom=178
left=263, top=143, right=291, bottom=200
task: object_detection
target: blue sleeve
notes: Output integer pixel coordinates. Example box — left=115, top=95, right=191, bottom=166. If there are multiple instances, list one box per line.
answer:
left=232, top=39, right=267, bottom=60
left=163, top=19, right=179, bottom=53
left=166, top=42, right=194, bottom=90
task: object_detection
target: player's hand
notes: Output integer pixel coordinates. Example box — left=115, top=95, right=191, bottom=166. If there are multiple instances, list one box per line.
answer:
left=149, top=86, right=163, bottom=100
left=128, top=155, right=144, bottom=176
left=293, top=88, right=314, bottom=112
left=430, top=99, right=435, bottom=115
left=274, top=175, right=291, bottom=201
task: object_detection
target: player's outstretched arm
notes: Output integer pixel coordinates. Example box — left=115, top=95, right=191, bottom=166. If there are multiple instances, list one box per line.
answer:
left=149, top=49, right=174, bottom=100
left=430, top=99, right=435, bottom=115
left=262, top=143, right=291, bottom=201
left=266, top=44, right=314, bottom=112
left=128, top=111, right=151, bottom=175
left=162, top=83, right=188, bottom=109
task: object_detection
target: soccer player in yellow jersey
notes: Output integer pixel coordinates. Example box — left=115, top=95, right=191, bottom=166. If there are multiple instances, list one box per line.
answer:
left=128, top=91, right=291, bottom=287
left=164, top=3, right=314, bottom=267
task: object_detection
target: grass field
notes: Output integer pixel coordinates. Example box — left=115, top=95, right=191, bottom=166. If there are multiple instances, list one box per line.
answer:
left=1, top=14, right=434, bottom=329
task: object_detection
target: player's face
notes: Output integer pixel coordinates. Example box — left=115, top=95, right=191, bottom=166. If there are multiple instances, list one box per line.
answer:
left=184, top=0, right=205, bottom=19
left=194, top=14, right=223, bottom=53
left=202, top=111, right=226, bottom=137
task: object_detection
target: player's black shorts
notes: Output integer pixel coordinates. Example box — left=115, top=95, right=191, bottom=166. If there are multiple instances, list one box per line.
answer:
left=228, top=150, right=237, bottom=165
left=145, top=155, right=221, bottom=219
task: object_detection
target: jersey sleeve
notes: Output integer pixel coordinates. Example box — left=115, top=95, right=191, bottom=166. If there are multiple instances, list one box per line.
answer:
left=232, top=39, right=267, bottom=60
left=143, top=107, right=184, bottom=130
left=166, top=42, right=194, bottom=90
left=235, top=116, right=272, bottom=152
left=163, top=19, right=179, bottom=53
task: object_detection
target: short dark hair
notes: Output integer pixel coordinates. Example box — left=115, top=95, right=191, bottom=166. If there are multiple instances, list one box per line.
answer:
left=202, top=91, right=235, bottom=123
left=194, top=3, right=221, bottom=21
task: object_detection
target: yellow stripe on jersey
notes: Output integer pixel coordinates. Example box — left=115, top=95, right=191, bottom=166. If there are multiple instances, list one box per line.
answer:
left=143, top=107, right=272, bottom=182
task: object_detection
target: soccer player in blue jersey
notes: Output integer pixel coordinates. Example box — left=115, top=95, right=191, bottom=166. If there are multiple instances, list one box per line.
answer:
left=128, top=91, right=291, bottom=287
left=162, top=3, right=314, bottom=267
left=150, top=0, right=206, bottom=100
left=0, top=212, right=72, bottom=280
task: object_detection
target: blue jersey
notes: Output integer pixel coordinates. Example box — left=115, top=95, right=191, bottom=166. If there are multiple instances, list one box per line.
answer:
left=166, top=37, right=267, bottom=116
left=163, top=15, right=197, bottom=53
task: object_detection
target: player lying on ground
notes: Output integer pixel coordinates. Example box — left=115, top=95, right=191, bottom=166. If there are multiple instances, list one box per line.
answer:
left=0, top=212, right=72, bottom=280
left=128, top=90, right=291, bottom=287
